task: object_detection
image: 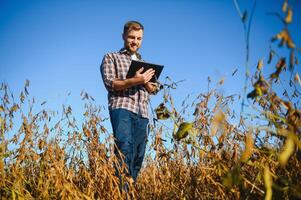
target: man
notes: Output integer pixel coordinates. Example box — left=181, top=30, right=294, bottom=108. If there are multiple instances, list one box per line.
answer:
left=100, top=21, right=158, bottom=182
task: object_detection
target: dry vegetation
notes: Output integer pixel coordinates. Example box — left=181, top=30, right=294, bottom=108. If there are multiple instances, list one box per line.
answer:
left=1, top=1, right=301, bottom=199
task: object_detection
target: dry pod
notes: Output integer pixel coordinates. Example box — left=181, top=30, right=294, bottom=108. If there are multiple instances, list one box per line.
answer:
left=155, top=103, right=170, bottom=120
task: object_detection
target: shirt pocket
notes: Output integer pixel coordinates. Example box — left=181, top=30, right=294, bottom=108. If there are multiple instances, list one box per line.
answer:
left=115, top=58, right=130, bottom=80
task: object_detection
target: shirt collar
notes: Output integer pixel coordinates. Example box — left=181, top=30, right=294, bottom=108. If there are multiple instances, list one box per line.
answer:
left=119, top=48, right=142, bottom=60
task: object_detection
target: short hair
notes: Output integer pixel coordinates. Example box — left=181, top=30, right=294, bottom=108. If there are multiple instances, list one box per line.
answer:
left=123, top=21, right=144, bottom=35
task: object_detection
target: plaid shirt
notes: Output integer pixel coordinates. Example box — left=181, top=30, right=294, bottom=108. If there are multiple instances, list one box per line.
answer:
left=100, top=48, right=150, bottom=118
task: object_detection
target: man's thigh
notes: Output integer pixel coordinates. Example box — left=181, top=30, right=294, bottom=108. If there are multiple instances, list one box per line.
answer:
left=109, top=109, right=133, bottom=150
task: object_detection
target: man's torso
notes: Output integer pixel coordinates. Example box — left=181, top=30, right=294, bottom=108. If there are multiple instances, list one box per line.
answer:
left=101, top=49, right=150, bottom=118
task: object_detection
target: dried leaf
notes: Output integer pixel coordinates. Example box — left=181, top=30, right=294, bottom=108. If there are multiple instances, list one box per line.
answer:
left=272, top=29, right=295, bottom=49
left=219, top=78, right=224, bottom=85
left=257, top=59, right=264, bottom=71
left=19, top=92, right=25, bottom=103
left=0, top=117, right=4, bottom=132
left=83, top=126, right=91, bottom=138
left=218, top=132, right=226, bottom=147
left=285, top=8, right=293, bottom=24
left=294, top=73, right=301, bottom=86
left=211, top=110, right=225, bottom=136
left=279, top=137, right=294, bottom=166
left=270, top=58, right=286, bottom=80
left=277, top=57, right=286, bottom=69
left=0, top=105, right=4, bottom=113
left=222, top=166, right=241, bottom=188
left=264, top=166, right=273, bottom=200
left=282, top=0, right=288, bottom=12
left=155, top=103, right=170, bottom=120
left=247, top=76, right=269, bottom=98
left=240, top=130, right=254, bottom=162
left=10, top=104, right=19, bottom=113
left=44, top=124, right=49, bottom=135
left=100, top=125, right=107, bottom=133
left=38, top=139, right=45, bottom=150
left=174, top=122, right=193, bottom=141
left=25, top=80, right=30, bottom=87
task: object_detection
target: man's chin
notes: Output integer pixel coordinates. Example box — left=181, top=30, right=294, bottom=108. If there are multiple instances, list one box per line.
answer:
left=128, top=47, right=139, bottom=54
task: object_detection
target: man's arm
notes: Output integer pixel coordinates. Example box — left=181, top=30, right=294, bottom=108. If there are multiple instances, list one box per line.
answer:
left=101, top=54, right=155, bottom=92
left=112, top=67, right=155, bottom=91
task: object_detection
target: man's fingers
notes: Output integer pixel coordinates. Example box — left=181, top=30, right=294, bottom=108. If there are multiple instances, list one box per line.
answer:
left=143, top=68, right=155, bottom=74
left=145, top=77, right=152, bottom=83
left=145, top=72, right=155, bottom=82
left=136, top=67, right=144, bottom=74
left=144, top=69, right=155, bottom=77
left=148, top=82, right=157, bottom=86
left=146, top=72, right=155, bottom=80
left=135, top=68, right=155, bottom=83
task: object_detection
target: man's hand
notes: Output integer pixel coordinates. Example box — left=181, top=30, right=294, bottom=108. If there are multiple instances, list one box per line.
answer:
left=145, top=82, right=160, bottom=94
left=112, top=67, right=155, bottom=91
left=134, top=67, right=155, bottom=84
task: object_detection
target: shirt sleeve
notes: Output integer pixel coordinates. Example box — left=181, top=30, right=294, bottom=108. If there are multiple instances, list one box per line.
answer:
left=100, top=54, right=116, bottom=92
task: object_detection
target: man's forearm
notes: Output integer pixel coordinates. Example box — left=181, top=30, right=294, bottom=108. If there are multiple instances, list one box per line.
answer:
left=112, top=68, right=155, bottom=91
left=112, top=77, right=142, bottom=91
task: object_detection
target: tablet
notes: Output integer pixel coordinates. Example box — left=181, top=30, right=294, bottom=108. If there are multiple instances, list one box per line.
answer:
left=126, top=60, right=164, bottom=83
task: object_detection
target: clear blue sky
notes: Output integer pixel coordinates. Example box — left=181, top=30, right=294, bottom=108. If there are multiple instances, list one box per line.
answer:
left=1, top=0, right=300, bottom=131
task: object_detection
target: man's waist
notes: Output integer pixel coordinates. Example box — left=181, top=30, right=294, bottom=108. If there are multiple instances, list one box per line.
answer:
left=108, top=105, right=149, bottom=119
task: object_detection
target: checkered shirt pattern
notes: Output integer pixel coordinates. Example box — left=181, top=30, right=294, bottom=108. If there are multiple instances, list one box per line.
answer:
left=100, top=48, right=150, bottom=118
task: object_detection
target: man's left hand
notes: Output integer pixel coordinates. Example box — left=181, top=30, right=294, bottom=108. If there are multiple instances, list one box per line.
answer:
left=145, top=82, right=160, bottom=94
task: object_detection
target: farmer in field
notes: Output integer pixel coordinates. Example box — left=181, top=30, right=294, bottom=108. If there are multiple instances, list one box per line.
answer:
left=100, top=21, right=158, bottom=182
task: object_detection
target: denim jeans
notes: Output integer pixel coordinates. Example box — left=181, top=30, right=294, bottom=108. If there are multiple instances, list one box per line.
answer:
left=110, top=108, right=149, bottom=181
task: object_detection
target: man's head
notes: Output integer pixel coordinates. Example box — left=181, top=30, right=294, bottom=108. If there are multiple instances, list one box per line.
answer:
left=122, top=21, right=144, bottom=54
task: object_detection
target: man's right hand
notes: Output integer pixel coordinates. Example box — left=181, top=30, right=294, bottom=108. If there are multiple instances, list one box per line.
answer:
left=112, top=67, right=155, bottom=91
left=134, top=67, right=155, bottom=84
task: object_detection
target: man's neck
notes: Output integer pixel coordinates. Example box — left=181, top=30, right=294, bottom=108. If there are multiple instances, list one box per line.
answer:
left=126, top=48, right=136, bottom=55
left=120, top=47, right=141, bottom=60
left=131, top=53, right=138, bottom=61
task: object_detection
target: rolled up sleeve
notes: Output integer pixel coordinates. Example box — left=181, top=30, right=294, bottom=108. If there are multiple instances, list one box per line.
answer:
left=100, top=54, right=116, bottom=92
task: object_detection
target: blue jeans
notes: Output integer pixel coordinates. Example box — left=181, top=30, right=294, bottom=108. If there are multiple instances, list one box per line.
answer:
left=110, top=108, right=149, bottom=181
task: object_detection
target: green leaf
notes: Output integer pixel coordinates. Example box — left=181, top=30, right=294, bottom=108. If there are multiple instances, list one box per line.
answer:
left=279, top=137, right=294, bottom=166
left=264, top=166, right=273, bottom=200
left=174, top=122, right=193, bottom=141
left=222, top=166, right=241, bottom=188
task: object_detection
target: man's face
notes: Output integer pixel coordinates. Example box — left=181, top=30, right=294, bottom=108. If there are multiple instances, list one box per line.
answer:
left=123, top=29, right=143, bottom=54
